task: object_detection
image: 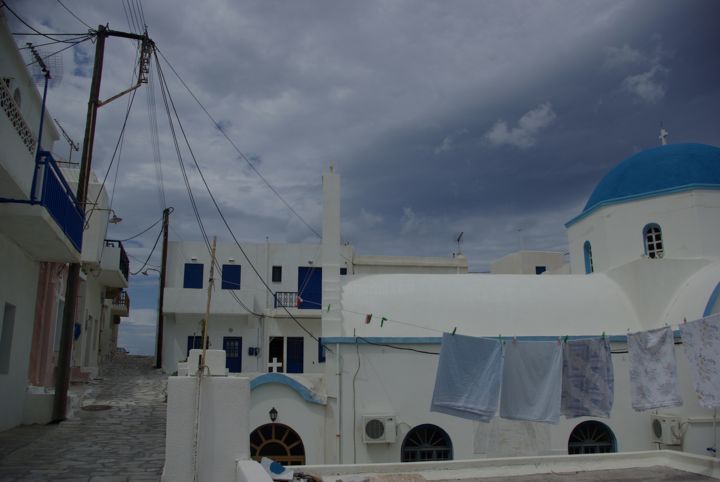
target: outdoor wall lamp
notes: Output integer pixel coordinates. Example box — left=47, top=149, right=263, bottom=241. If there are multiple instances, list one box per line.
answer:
left=269, top=407, right=278, bottom=422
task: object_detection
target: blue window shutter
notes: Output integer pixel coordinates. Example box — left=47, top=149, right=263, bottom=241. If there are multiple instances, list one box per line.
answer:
left=184, top=263, right=203, bottom=289
left=318, top=337, right=326, bottom=363
left=221, top=264, right=241, bottom=290
left=286, top=337, right=304, bottom=373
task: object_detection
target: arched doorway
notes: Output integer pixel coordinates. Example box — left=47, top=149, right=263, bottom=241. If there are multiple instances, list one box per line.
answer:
left=250, top=423, right=306, bottom=466
left=401, top=424, right=453, bottom=462
left=568, top=420, right=617, bottom=454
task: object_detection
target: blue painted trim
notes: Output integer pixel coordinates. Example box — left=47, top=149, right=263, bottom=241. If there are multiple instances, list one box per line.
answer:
left=565, top=184, right=720, bottom=228
left=323, top=332, right=681, bottom=344
left=322, top=337, right=443, bottom=345
left=704, top=281, right=720, bottom=317
left=250, top=373, right=326, bottom=405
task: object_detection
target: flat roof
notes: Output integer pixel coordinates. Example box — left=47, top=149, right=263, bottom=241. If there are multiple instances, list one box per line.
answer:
left=301, top=450, right=720, bottom=481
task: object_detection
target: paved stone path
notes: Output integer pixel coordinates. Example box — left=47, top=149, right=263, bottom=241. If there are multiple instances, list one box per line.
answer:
left=0, top=355, right=167, bottom=481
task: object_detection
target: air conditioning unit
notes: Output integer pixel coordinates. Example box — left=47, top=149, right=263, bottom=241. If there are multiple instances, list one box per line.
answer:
left=651, top=414, right=682, bottom=445
left=361, top=415, right=396, bottom=444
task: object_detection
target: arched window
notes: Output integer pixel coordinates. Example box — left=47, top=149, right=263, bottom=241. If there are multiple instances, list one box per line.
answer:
left=643, top=223, right=664, bottom=259
left=583, top=241, right=594, bottom=274
left=568, top=421, right=617, bottom=455
left=401, top=424, right=453, bottom=462
left=249, top=423, right=305, bottom=466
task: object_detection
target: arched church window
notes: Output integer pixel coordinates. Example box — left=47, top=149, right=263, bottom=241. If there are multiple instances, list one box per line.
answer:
left=568, top=421, right=617, bottom=455
left=583, top=241, right=594, bottom=274
left=643, top=223, right=664, bottom=259
left=249, top=423, right=306, bottom=466
left=401, top=424, right=453, bottom=462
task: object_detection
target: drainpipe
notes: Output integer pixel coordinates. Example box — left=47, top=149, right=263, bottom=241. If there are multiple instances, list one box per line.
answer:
left=336, top=343, right=342, bottom=464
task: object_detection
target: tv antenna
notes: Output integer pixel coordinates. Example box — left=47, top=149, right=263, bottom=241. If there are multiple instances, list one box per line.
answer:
left=25, top=43, right=64, bottom=89
left=456, top=231, right=464, bottom=255
left=54, top=118, right=80, bottom=163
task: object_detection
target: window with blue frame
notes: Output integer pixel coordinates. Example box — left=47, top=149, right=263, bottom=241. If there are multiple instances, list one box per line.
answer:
left=583, top=241, right=594, bottom=274
left=221, top=264, right=241, bottom=290
left=184, top=263, right=203, bottom=289
left=318, top=337, right=326, bottom=363
left=535, top=266, right=546, bottom=275
left=340, top=267, right=347, bottom=275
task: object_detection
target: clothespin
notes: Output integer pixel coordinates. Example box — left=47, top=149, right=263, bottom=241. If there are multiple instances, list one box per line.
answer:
left=327, top=304, right=331, bottom=312
left=512, top=336, right=517, bottom=344
left=683, top=317, right=687, bottom=324
left=364, top=314, right=372, bottom=325
left=380, top=316, right=387, bottom=327
left=451, top=327, right=457, bottom=336
left=564, top=335, right=569, bottom=344
left=557, top=336, right=561, bottom=345
left=498, top=334, right=503, bottom=344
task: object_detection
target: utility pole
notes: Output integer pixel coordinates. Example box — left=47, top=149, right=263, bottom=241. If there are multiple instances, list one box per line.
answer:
left=52, top=25, right=154, bottom=422
left=155, top=206, right=172, bottom=369
left=200, top=237, right=218, bottom=370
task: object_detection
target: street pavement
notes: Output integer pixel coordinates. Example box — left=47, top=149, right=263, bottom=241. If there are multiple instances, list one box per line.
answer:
left=0, top=355, right=167, bottom=482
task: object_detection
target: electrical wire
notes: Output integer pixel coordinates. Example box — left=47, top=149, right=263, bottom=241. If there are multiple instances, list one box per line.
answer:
left=55, top=0, right=92, bottom=29
left=155, top=48, right=322, bottom=239
left=118, top=214, right=164, bottom=242
left=2, top=2, right=92, bottom=42
left=356, top=336, right=440, bottom=355
left=153, top=50, right=328, bottom=347
left=18, top=35, right=89, bottom=50
left=85, top=87, right=138, bottom=228
left=25, top=36, right=92, bottom=68
left=129, top=222, right=163, bottom=275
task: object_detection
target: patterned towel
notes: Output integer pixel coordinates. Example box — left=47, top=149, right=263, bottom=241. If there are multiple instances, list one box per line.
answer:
left=680, top=313, right=720, bottom=408
left=627, top=326, right=682, bottom=411
left=500, top=341, right=563, bottom=424
left=431, top=333, right=503, bottom=422
left=561, top=338, right=614, bottom=418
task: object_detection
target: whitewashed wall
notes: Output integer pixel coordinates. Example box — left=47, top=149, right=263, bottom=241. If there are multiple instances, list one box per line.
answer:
left=0, top=234, right=39, bottom=430
left=567, top=191, right=720, bottom=274
left=327, top=340, right=720, bottom=465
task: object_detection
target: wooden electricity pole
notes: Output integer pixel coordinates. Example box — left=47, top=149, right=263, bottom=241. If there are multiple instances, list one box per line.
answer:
left=52, top=25, right=154, bottom=422
left=155, top=206, right=172, bottom=369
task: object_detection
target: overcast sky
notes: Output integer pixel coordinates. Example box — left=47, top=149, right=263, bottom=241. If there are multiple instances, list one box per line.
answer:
left=8, top=0, right=720, bottom=354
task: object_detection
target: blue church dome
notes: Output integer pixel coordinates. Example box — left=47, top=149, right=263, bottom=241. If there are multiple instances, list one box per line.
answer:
left=583, top=143, right=720, bottom=214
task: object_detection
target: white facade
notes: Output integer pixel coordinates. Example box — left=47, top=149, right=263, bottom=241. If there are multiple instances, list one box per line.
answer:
left=490, top=250, right=566, bottom=275
left=0, top=13, right=130, bottom=429
left=162, top=143, right=720, bottom=467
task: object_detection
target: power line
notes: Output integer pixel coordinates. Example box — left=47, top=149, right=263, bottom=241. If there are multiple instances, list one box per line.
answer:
left=55, top=0, right=92, bottom=29
left=155, top=48, right=322, bottom=239
left=130, top=222, right=164, bottom=275
left=153, top=50, right=327, bottom=347
left=118, top=213, right=165, bottom=242
left=2, top=2, right=93, bottom=43
left=25, top=36, right=92, bottom=67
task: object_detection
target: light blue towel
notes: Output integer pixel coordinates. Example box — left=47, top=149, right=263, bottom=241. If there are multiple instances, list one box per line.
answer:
left=561, top=338, right=614, bottom=418
left=431, top=333, right=503, bottom=422
left=500, top=341, right=562, bottom=424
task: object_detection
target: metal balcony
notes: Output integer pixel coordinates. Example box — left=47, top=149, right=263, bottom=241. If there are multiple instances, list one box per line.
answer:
left=111, top=290, right=130, bottom=317
left=274, top=291, right=300, bottom=308
left=0, top=151, right=83, bottom=261
left=98, top=240, right=129, bottom=288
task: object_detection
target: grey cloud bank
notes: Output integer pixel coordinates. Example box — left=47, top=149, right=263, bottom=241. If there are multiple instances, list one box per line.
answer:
left=10, top=0, right=720, bottom=353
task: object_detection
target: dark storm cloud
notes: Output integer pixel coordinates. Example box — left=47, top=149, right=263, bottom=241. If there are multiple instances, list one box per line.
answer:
left=8, top=0, right=720, bottom=351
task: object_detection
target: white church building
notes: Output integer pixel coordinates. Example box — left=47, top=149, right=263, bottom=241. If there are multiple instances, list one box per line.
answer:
left=163, top=142, right=720, bottom=467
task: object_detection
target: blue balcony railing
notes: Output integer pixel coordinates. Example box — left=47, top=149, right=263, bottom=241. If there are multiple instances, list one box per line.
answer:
left=38, top=151, right=84, bottom=251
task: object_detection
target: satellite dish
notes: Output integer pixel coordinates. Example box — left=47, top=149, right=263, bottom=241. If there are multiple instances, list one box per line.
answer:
left=24, top=43, right=64, bottom=88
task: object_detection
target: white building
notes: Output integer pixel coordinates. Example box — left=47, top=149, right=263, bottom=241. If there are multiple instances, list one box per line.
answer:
left=0, top=11, right=130, bottom=429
